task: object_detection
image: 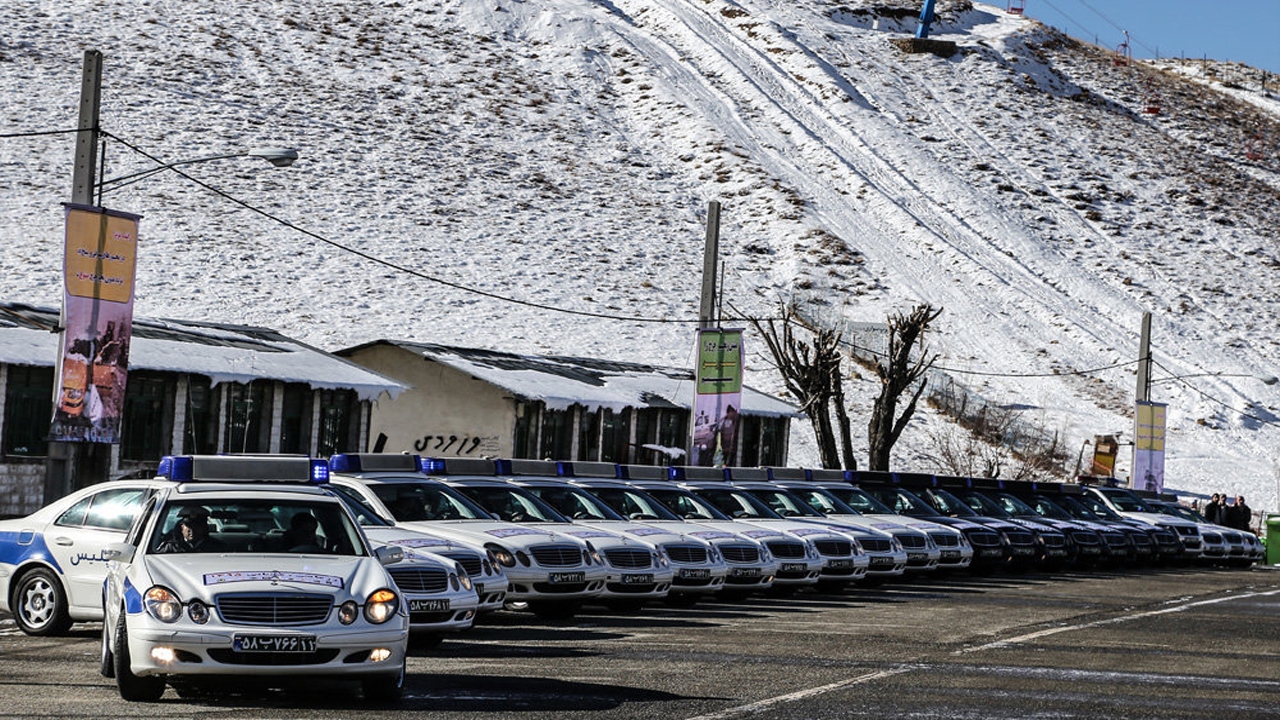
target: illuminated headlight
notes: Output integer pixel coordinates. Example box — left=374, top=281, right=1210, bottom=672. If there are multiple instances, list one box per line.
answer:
left=144, top=587, right=182, bottom=623
left=486, top=545, right=516, bottom=567
left=339, top=600, right=360, bottom=625
left=364, top=589, right=399, bottom=624
left=187, top=599, right=210, bottom=624
left=455, top=564, right=474, bottom=592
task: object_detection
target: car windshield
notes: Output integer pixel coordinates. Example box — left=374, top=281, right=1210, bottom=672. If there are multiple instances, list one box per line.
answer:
left=743, top=488, right=824, bottom=518
left=991, top=492, right=1040, bottom=516
left=644, top=488, right=733, bottom=521
left=927, top=489, right=981, bottom=517
left=867, top=488, right=934, bottom=517
left=149, top=498, right=365, bottom=555
left=790, top=487, right=861, bottom=516
left=329, top=485, right=395, bottom=526
left=1100, top=489, right=1151, bottom=512
left=1025, top=495, right=1075, bottom=521
left=693, top=488, right=783, bottom=520
left=1071, top=495, right=1125, bottom=521
left=523, top=486, right=627, bottom=521
left=954, top=490, right=1012, bottom=518
left=586, top=487, right=683, bottom=521
left=831, top=487, right=897, bottom=514
left=370, top=481, right=493, bottom=521
left=453, top=484, right=571, bottom=523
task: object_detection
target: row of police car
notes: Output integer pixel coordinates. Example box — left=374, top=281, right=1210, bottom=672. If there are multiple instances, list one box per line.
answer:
left=0, top=453, right=1264, bottom=702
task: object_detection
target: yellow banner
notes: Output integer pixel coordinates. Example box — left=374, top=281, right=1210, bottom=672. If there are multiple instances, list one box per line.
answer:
left=64, top=206, right=137, bottom=303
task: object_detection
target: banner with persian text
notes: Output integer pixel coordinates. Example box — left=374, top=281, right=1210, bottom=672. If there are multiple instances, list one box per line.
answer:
left=50, top=204, right=141, bottom=443
left=1132, top=401, right=1167, bottom=493
left=691, top=329, right=743, bottom=467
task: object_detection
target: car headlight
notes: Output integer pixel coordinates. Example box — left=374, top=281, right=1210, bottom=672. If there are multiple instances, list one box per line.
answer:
left=144, top=586, right=182, bottom=623
left=805, top=541, right=820, bottom=560
left=653, top=551, right=669, bottom=568
left=187, top=599, right=210, bottom=624
left=339, top=600, right=360, bottom=625
left=455, top=563, right=474, bottom=591
left=364, top=588, right=399, bottom=624
left=486, top=544, right=516, bottom=567
left=585, top=542, right=603, bottom=566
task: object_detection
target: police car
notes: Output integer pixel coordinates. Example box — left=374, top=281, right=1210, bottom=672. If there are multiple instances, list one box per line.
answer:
left=1, top=477, right=161, bottom=635
left=99, top=455, right=410, bottom=702
left=326, top=454, right=606, bottom=620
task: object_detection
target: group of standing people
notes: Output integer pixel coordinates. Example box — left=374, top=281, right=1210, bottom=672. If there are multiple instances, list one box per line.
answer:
left=1203, top=493, right=1254, bottom=531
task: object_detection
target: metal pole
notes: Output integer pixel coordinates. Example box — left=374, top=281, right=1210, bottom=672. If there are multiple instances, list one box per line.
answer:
left=1136, top=312, right=1152, bottom=402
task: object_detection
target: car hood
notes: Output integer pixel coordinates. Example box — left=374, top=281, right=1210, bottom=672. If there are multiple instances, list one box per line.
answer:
left=364, top=526, right=479, bottom=555
left=397, top=520, right=578, bottom=549
left=143, top=554, right=386, bottom=603
left=570, top=519, right=703, bottom=546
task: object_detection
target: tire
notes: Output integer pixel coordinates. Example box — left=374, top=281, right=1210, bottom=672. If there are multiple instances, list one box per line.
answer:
left=114, top=615, right=166, bottom=702
left=99, top=615, right=115, bottom=679
left=11, top=568, right=72, bottom=636
left=361, top=657, right=406, bottom=703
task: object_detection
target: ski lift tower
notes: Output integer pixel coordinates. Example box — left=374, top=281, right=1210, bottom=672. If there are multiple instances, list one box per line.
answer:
left=1113, top=30, right=1132, bottom=67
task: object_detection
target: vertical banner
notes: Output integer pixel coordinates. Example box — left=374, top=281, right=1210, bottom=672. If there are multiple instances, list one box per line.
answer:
left=50, top=204, right=141, bottom=443
left=1132, top=401, right=1167, bottom=493
left=691, top=329, right=743, bottom=467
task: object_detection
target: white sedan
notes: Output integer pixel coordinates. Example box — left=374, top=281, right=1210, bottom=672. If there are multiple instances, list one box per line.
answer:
left=100, top=455, right=409, bottom=702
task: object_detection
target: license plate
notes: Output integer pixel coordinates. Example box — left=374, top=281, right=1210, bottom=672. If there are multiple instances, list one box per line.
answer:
left=729, top=567, right=759, bottom=578
left=621, top=573, right=653, bottom=584
left=549, top=571, right=585, bottom=584
left=780, top=562, right=807, bottom=572
left=1012, top=547, right=1035, bottom=556
left=907, top=552, right=928, bottom=562
left=869, top=557, right=894, bottom=567
left=980, top=548, right=1003, bottom=557
left=679, top=568, right=711, bottom=579
left=827, top=559, right=855, bottom=569
left=233, top=635, right=315, bottom=653
left=940, top=550, right=961, bottom=560
left=410, top=598, right=450, bottom=612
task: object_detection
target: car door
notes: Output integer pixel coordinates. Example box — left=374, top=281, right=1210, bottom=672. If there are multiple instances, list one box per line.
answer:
left=46, top=485, right=155, bottom=615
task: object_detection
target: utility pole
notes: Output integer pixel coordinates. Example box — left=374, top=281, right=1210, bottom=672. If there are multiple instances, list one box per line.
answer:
left=1135, top=311, right=1152, bottom=402
left=46, top=50, right=106, bottom=504
left=698, top=201, right=720, bottom=329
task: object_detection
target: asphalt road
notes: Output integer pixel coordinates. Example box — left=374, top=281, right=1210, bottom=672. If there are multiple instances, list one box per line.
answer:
left=2, top=565, right=1278, bottom=719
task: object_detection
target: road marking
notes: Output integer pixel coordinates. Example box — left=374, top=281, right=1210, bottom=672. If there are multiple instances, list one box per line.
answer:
left=683, top=587, right=1280, bottom=720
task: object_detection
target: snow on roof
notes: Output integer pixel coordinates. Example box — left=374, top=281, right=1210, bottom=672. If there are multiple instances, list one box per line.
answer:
left=350, top=340, right=800, bottom=418
left=0, top=303, right=404, bottom=401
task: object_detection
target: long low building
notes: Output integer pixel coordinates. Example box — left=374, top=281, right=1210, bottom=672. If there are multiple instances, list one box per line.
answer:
left=336, top=340, right=800, bottom=469
left=0, top=302, right=404, bottom=516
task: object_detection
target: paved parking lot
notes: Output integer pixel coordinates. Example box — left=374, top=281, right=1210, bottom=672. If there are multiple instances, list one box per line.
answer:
left=3, top=565, right=1278, bottom=719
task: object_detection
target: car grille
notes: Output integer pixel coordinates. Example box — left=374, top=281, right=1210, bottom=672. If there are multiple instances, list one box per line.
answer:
left=604, top=548, right=652, bottom=569
left=439, top=551, right=483, bottom=577
left=1172, top=525, right=1200, bottom=538
left=1070, top=531, right=1100, bottom=547
left=664, top=544, right=709, bottom=564
left=720, top=545, right=760, bottom=563
left=530, top=544, right=584, bottom=567
left=930, top=532, right=960, bottom=548
left=1202, top=530, right=1223, bottom=545
left=766, top=540, right=806, bottom=559
left=208, top=648, right=340, bottom=665
left=1099, top=531, right=1126, bottom=548
left=857, top=538, right=891, bottom=553
left=1006, top=531, right=1036, bottom=547
left=215, top=593, right=332, bottom=626
left=389, top=567, right=449, bottom=593
left=1039, top=533, right=1067, bottom=548
left=814, top=539, right=855, bottom=556
left=898, top=535, right=927, bottom=550
left=967, top=530, right=1001, bottom=548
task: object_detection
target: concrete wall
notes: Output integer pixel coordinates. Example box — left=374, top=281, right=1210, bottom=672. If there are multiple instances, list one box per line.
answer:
left=348, top=344, right=514, bottom=458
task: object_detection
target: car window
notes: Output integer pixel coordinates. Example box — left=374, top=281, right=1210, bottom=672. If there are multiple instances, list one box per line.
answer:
left=149, top=499, right=365, bottom=555
left=56, top=487, right=153, bottom=531
left=371, top=483, right=491, bottom=521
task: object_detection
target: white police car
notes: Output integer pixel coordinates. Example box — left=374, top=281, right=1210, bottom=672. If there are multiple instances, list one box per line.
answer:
left=0, top=478, right=161, bottom=635
left=99, top=455, right=409, bottom=702
left=326, top=454, right=606, bottom=620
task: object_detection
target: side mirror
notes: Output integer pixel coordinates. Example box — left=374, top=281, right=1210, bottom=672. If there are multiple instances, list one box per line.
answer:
left=103, top=542, right=136, bottom=564
left=375, top=545, right=405, bottom=566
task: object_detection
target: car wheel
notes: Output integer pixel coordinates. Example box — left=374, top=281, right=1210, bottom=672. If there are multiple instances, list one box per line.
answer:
left=100, top=616, right=116, bottom=678
left=361, top=657, right=406, bottom=703
left=12, top=567, right=72, bottom=636
left=114, top=615, right=166, bottom=702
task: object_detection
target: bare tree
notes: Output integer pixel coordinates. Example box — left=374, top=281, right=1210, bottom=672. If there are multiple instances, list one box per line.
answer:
left=867, top=304, right=942, bottom=471
left=747, top=303, right=857, bottom=469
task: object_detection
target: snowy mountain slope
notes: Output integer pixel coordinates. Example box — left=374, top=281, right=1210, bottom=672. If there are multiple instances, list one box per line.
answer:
left=1, top=0, right=1278, bottom=508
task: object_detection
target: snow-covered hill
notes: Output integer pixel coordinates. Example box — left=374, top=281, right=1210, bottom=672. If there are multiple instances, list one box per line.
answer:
left=3, top=1, right=1278, bottom=510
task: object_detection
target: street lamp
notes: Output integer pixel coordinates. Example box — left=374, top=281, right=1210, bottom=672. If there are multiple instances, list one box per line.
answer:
left=95, top=146, right=299, bottom=203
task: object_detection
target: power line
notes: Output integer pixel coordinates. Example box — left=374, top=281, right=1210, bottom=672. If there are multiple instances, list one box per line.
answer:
left=1149, top=358, right=1279, bottom=428
left=0, top=127, right=83, bottom=139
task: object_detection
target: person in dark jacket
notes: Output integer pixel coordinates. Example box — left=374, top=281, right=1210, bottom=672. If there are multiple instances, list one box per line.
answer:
left=1225, top=496, right=1253, bottom=532
left=1203, top=494, right=1224, bottom=525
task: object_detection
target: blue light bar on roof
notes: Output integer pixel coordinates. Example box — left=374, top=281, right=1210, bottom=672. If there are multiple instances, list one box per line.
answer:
left=419, top=457, right=448, bottom=475
left=158, top=455, right=194, bottom=482
left=493, top=459, right=513, bottom=476
left=556, top=461, right=574, bottom=478
left=329, top=453, right=422, bottom=474
left=311, top=460, right=330, bottom=484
